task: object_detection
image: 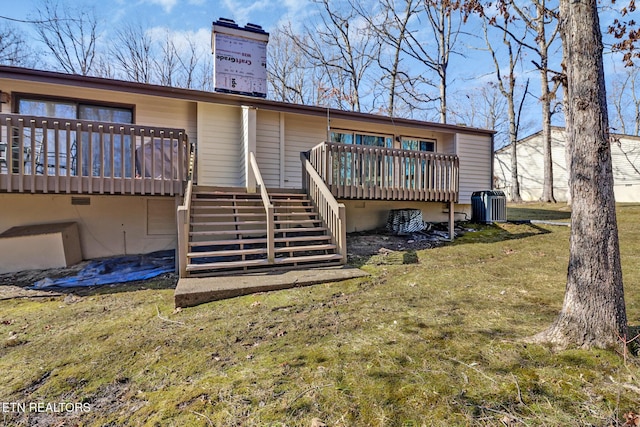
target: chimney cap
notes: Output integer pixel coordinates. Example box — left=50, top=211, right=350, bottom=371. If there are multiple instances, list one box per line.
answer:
left=213, top=18, right=238, bottom=28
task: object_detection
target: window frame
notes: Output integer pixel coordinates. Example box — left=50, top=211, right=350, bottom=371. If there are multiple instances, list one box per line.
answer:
left=330, top=129, right=393, bottom=148
left=400, top=137, right=437, bottom=152
left=12, top=93, right=136, bottom=124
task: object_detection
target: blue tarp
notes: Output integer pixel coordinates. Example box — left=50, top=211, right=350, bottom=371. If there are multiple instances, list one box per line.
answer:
left=30, top=250, right=175, bottom=290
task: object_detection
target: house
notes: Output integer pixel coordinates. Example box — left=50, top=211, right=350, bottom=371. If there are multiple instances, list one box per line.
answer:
left=0, top=64, right=495, bottom=277
left=494, top=126, right=640, bottom=202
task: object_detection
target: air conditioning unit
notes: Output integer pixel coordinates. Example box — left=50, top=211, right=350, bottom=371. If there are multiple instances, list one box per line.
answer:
left=471, top=190, right=507, bottom=223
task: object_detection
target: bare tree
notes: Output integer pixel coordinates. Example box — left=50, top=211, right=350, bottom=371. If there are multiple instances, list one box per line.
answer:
left=609, top=67, right=640, bottom=136
left=351, top=0, right=435, bottom=117
left=111, top=22, right=153, bottom=84
left=267, top=28, right=315, bottom=104
left=402, top=0, right=466, bottom=123
left=154, top=30, right=180, bottom=87
left=509, top=0, right=561, bottom=203
left=533, top=0, right=627, bottom=349
left=482, top=12, right=525, bottom=201
left=283, top=0, right=378, bottom=112
left=460, top=0, right=635, bottom=350
left=33, top=0, right=99, bottom=76
left=0, top=21, right=37, bottom=67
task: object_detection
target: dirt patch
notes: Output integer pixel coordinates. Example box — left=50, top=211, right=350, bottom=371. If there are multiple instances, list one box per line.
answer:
left=346, top=222, right=472, bottom=260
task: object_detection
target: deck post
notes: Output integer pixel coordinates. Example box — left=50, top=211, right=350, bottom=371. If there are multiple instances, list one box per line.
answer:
left=449, top=200, right=455, bottom=242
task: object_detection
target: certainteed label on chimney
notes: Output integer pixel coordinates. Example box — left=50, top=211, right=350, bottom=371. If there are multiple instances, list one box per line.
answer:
left=212, top=18, right=269, bottom=98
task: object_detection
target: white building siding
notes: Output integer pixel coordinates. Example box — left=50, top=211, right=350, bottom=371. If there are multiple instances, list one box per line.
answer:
left=495, top=131, right=568, bottom=201
left=196, top=103, right=242, bottom=187
left=494, top=129, right=640, bottom=202
left=256, top=110, right=281, bottom=188
left=456, top=133, right=493, bottom=203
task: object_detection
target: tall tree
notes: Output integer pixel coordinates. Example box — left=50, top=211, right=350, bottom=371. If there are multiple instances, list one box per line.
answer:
left=532, top=0, right=627, bottom=348
left=509, top=0, right=561, bottom=203
left=609, top=68, right=640, bottom=136
left=154, top=29, right=179, bottom=87
left=111, top=22, right=153, bottom=84
left=284, top=0, right=378, bottom=112
left=403, top=0, right=465, bottom=123
left=482, top=13, right=525, bottom=202
left=351, top=0, right=435, bottom=117
left=33, top=0, right=99, bottom=76
left=267, top=28, right=316, bottom=104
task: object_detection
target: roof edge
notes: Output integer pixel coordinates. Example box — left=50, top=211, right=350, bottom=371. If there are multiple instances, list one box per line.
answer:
left=0, top=66, right=495, bottom=136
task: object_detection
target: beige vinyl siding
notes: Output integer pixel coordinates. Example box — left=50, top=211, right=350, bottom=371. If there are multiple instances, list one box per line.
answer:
left=457, top=133, right=493, bottom=203
left=147, top=199, right=176, bottom=235
left=256, top=110, right=281, bottom=188
left=0, top=193, right=177, bottom=259
left=196, top=103, right=242, bottom=187
left=1, top=79, right=197, bottom=136
left=283, top=113, right=326, bottom=188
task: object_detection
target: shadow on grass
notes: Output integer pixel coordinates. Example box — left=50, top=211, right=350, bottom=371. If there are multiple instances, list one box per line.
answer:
left=507, top=205, right=572, bottom=221
left=451, top=221, right=552, bottom=246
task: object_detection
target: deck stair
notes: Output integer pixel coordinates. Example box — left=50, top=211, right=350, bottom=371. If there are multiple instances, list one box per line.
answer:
left=186, top=186, right=342, bottom=276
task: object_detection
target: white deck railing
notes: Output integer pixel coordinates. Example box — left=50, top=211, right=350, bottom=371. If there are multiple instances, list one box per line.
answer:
left=309, top=142, right=459, bottom=202
left=0, top=113, right=189, bottom=196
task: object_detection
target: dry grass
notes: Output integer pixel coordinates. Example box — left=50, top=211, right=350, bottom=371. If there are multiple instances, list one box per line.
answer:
left=1, top=203, right=639, bottom=426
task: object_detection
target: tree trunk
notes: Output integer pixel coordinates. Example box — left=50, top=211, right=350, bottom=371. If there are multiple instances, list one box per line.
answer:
left=534, top=0, right=627, bottom=349
left=537, top=0, right=556, bottom=203
left=508, top=86, right=522, bottom=202
left=539, top=75, right=556, bottom=202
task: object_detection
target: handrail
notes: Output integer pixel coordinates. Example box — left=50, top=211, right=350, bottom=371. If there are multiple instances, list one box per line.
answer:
left=176, top=179, right=193, bottom=277
left=302, top=153, right=347, bottom=264
left=249, top=152, right=274, bottom=263
left=176, top=144, right=196, bottom=277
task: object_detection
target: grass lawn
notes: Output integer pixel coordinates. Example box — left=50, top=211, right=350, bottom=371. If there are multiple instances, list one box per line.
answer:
left=1, top=203, right=639, bottom=426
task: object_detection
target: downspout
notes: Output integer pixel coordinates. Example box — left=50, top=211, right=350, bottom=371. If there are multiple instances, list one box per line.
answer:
left=490, top=133, right=496, bottom=190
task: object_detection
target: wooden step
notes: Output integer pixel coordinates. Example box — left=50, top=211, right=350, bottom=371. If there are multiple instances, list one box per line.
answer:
left=187, top=258, right=270, bottom=272
left=190, top=229, right=266, bottom=237
left=274, top=244, right=337, bottom=253
left=274, top=235, right=332, bottom=243
left=193, top=190, right=257, bottom=196
left=271, top=199, right=311, bottom=204
left=274, top=212, right=318, bottom=217
left=190, top=220, right=267, bottom=227
left=274, top=254, right=343, bottom=264
left=192, top=212, right=265, bottom=218
left=188, top=247, right=267, bottom=258
left=275, top=227, right=328, bottom=234
left=192, top=205, right=265, bottom=210
left=274, top=219, right=321, bottom=225
left=189, top=238, right=268, bottom=248
left=192, top=199, right=263, bottom=204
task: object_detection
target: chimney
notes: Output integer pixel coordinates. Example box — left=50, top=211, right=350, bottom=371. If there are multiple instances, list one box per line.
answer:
left=211, top=18, right=269, bottom=98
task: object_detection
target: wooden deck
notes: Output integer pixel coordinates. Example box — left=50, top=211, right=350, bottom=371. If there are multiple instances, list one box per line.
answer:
left=0, top=113, right=190, bottom=196
left=309, top=142, right=459, bottom=202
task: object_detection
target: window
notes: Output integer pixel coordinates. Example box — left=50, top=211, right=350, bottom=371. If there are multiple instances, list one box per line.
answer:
left=402, top=138, right=436, bottom=152
left=17, top=97, right=133, bottom=123
left=331, top=130, right=392, bottom=148
left=15, top=96, right=134, bottom=177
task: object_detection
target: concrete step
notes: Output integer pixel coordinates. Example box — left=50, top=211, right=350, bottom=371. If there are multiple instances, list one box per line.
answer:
left=175, top=266, right=369, bottom=307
